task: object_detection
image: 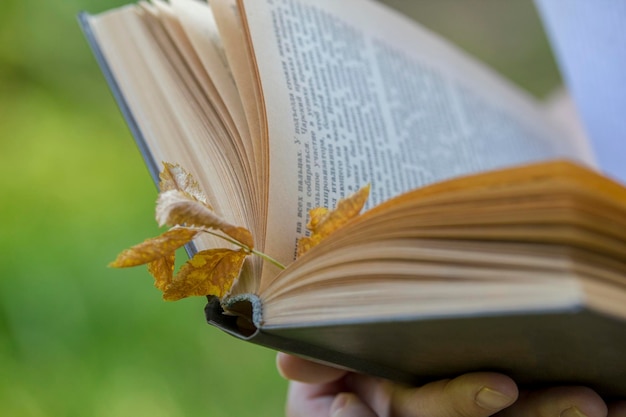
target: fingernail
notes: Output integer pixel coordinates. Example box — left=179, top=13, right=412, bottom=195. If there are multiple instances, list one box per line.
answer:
left=561, top=406, right=588, bottom=417
left=475, top=387, right=515, bottom=410
left=330, top=393, right=351, bottom=416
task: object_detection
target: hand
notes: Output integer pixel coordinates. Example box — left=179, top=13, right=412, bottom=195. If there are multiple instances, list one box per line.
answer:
left=277, top=353, right=626, bottom=417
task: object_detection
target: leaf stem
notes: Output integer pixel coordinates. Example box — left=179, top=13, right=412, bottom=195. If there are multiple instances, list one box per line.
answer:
left=250, top=249, right=286, bottom=270
left=196, top=227, right=286, bottom=270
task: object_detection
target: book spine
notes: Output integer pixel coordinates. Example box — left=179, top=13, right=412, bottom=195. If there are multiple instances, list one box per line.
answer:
left=203, top=295, right=415, bottom=383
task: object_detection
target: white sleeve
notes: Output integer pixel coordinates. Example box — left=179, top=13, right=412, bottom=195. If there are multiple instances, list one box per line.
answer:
left=534, top=0, right=626, bottom=184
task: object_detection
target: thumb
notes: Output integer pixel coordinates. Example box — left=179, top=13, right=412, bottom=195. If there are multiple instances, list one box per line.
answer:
left=331, top=393, right=378, bottom=417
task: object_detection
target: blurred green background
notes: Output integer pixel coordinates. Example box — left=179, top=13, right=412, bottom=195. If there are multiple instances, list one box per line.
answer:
left=0, top=1, right=559, bottom=416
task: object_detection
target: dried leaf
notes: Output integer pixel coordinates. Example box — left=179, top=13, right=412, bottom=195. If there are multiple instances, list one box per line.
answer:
left=148, top=252, right=175, bottom=291
left=156, top=190, right=254, bottom=248
left=297, top=185, right=370, bottom=257
left=160, top=162, right=211, bottom=207
left=221, top=226, right=254, bottom=250
left=163, top=249, right=248, bottom=301
left=111, top=162, right=263, bottom=302
left=307, top=207, right=329, bottom=230
left=109, top=227, right=199, bottom=268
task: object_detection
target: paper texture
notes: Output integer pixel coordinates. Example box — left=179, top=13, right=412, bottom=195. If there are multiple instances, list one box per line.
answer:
left=240, top=0, right=591, bottom=275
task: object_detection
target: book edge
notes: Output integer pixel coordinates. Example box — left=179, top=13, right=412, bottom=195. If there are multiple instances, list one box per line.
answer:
left=77, top=11, right=161, bottom=184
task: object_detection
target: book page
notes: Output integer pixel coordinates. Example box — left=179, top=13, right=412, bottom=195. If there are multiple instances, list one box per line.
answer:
left=88, top=6, right=263, bottom=293
left=237, top=0, right=596, bottom=286
left=168, top=0, right=250, bottom=144
left=210, top=0, right=270, bottom=250
left=259, top=161, right=626, bottom=323
left=163, top=0, right=266, bottom=238
left=543, top=88, right=594, bottom=164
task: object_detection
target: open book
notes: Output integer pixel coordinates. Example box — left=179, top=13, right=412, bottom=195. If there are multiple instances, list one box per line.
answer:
left=79, top=0, right=626, bottom=396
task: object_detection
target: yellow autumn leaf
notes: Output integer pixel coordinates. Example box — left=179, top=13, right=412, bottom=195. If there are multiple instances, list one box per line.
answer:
left=222, top=226, right=255, bottom=250
left=109, top=162, right=278, bottom=302
left=156, top=189, right=254, bottom=249
left=163, top=248, right=248, bottom=301
left=297, top=185, right=370, bottom=257
left=160, top=162, right=212, bottom=207
left=148, top=252, right=175, bottom=291
left=109, top=227, right=199, bottom=268
left=307, top=207, right=329, bottom=230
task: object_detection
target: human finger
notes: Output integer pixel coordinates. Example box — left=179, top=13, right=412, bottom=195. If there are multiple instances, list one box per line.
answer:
left=277, top=353, right=348, bottom=384
left=495, top=386, right=608, bottom=417
left=286, top=381, right=341, bottom=417
left=347, top=371, right=518, bottom=417
left=330, top=392, right=378, bottom=417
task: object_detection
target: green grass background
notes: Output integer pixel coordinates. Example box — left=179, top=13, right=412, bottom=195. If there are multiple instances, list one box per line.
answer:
left=0, top=1, right=559, bottom=416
